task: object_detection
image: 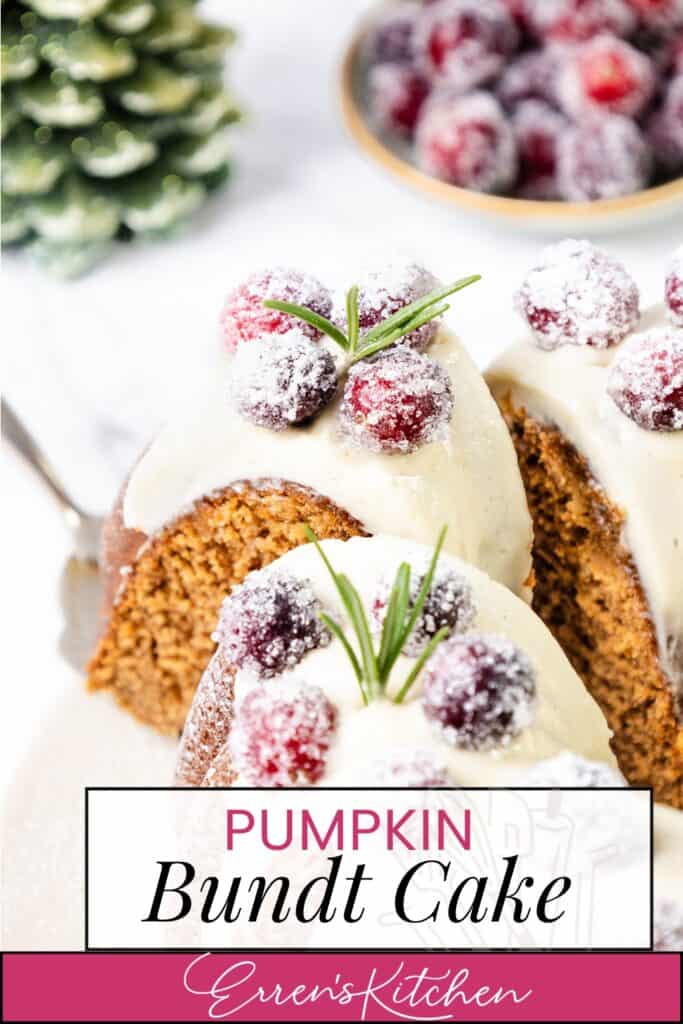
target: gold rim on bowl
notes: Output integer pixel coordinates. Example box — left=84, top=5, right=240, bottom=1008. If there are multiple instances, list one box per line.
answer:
left=339, top=28, right=683, bottom=225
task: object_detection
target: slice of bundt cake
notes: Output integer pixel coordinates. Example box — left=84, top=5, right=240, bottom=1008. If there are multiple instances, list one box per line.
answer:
left=175, top=533, right=614, bottom=787
left=88, top=264, right=533, bottom=735
left=487, top=240, right=683, bottom=809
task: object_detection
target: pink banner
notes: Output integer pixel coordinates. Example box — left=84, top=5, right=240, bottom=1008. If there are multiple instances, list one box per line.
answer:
left=2, top=952, right=681, bottom=1021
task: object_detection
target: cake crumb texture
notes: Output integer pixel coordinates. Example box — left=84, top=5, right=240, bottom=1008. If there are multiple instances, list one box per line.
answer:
left=87, top=482, right=367, bottom=734
left=500, top=396, right=683, bottom=809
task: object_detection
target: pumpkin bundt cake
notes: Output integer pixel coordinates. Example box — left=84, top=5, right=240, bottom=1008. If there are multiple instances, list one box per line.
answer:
left=487, top=240, right=683, bottom=809
left=88, top=264, right=533, bottom=734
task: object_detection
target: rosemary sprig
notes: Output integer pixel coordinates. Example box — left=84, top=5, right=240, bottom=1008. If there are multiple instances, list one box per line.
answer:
left=304, top=525, right=450, bottom=704
left=263, top=273, right=481, bottom=366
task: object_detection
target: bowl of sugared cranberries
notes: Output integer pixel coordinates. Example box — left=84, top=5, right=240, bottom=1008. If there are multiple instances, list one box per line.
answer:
left=341, top=0, right=683, bottom=227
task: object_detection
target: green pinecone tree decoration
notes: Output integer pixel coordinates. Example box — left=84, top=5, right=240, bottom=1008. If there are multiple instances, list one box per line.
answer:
left=1, top=0, right=239, bottom=277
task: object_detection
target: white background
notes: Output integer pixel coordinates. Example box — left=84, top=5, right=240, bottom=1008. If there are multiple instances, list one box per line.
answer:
left=2, top=0, right=682, bottom=788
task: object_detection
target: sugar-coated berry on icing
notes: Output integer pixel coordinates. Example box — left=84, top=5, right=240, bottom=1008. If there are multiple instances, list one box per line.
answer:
left=371, top=563, right=476, bottom=656
left=221, top=268, right=333, bottom=353
left=557, top=35, right=656, bottom=119
left=515, top=239, right=640, bottom=350
left=628, top=0, right=683, bottom=30
left=339, top=348, right=454, bottom=454
left=497, top=49, right=560, bottom=111
left=214, top=571, right=331, bottom=679
left=230, top=682, right=337, bottom=786
left=521, top=751, right=625, bottom=787
left=421, top=632, right=537, bottom=751
left=654, top=900, right=683, bottom=952
left=557, top=114, right=652, bottom=202
left=512, top=100, right=566, bottom=200
left=374, top=748, right=451, bottom=787
left=416, top=90, right=518, bottom=192
left=525, top=0, right=636, bottom=42
left=338, top=263, right=443, bottom=352
left=666, top=246, right=683, bottom=327
left=365, top=1, right=422, bottom=65
left=415, top=0, right=518, bottom=93
left=646, top=75, right=683, bottom=175
left=369, top=63, right=431, bottom=139
left=607, top=327, right=683, bottom=432
left=231, top=330, right=338, bottom=430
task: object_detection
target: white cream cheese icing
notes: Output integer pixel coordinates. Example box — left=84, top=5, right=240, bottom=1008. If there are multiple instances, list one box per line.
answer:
left=122, top=328, right=533, bottom=597
left=487, top=304, right=683, bottom=705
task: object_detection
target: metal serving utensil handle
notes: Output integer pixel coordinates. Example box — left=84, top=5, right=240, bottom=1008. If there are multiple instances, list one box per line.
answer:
left=2, top=400, right=88, bottom=528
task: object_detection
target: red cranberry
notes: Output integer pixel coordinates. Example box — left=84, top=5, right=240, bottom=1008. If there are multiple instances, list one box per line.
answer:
left=230, top=682, right=337, bottom=786
left=666, top=247, right=683, bottom=327
left=416, top=0, right=518, bottom=92
left=342, top=263, right=443, bottom=352
left=221, top=268, right=332, bottom=353
left=416, top=91, right=517, bottom=192
left=626, top=0, right=683, bottom=30
left=374, top=749, right=451, bottom=786
left=512, top=100, right=567, bottom=199
left=365, top=2, right=421, bottom=64
left=369, top=63, right=431, bottom=139
left=521, top=752, right=624, bottom=787
left=526, top=0, right=636, bottom=42
left=215, top=571, right=331, bottom=678
left=421, top=633, right=537, bottom=751
left=498, top=49, right=561, bottom=111
left=646, top=74, right=683, bottom=174
left=231, top=330, right=338, bottom=430
left=557, top=114, right=652, bottom=201
left=654, top=901, right=683, bottom=952
left=515, top=239, right=640, bottom=350
left=607, top=327, right=683, bottom=431
left=371, top=562, right=476, bottom=655
left=558, top=35, right=656, bottom=118
left=339, top=349, right=454, bottom=454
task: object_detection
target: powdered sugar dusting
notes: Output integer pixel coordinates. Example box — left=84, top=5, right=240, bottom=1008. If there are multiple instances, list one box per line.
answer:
left=422, top=632, right=537, bottom=751
left=231, top=329, right=338, bottom=430
left=337, top=263, right=442, bottom=352
left=521, top=751, right=625, bottom=787
left=175, top=646, right=236, bottom=786
left=607, top=326, right=683, bottom=431
left=666, top=245, right=683, bottom=328
left=515, top=239, right=640, bottom=350
left=221, top=268, right=332, bottom=352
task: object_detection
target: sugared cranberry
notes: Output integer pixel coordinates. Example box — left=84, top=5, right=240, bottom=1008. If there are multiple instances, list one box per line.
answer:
left=666, top=246, right=683, bottom=327
left=607, top=327, right=683, bottom=431
left=369, top=63, right=431, bottom=139
left=416, top=91, right=517, bottom=192
left=421, top=633, right=536, bottom=751
left=526, top=0, right=636, bottom=42
left=221, top=269, right=332, bottom=353
left=654, top=901, right=683, bottom=952
left=558, top=35, right=656, bottom=118
left=646, top=74, right=683, bottom=174
left=515, top=239, right=640, bottom=350
left=340, top=263, right=443, bottom=351
left=231, top=330, right=338, bottom=430
left=521, top=752, right=625, bottom=787
left=557, top=114, right=652, bottom=201
left=339, top=349, right=453, bottom=454
left=626, top=0, right=683, bottom=30
left=512, top=100, right=567, bottom=200
left=365, top=2, right=421, bottom=64
left=374, top=749, right=451, bottom=787
left=372, top=562, right=475, bottom=655
left=230, top=682, right=337, bottom=786
left=498, top=49, right=560, bottom=111
left=416, top=0, right=518, bottom=92
left=215, top=571, right=331, bottom=678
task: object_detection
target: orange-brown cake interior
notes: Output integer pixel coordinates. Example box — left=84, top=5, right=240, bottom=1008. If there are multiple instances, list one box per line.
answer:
left=87, top=482, right=367, bottom=734
left=498, top=395, right=683, bottom=809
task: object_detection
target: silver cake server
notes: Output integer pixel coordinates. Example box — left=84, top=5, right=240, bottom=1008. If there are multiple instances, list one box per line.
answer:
left=2, top=401, right=105, bottom=672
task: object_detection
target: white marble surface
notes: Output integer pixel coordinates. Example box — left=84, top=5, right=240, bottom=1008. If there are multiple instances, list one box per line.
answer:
left=2, top=0, right=683, bottom=798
